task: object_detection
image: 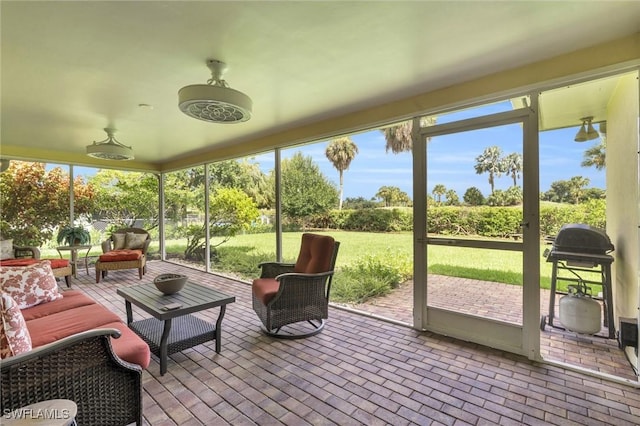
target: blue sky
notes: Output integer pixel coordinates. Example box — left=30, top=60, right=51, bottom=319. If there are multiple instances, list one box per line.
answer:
left=253, top=106, right=605, bottom=201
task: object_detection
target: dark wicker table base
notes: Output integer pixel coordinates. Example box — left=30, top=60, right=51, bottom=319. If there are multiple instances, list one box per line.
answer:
left=130, top=315, right=216, bottom=358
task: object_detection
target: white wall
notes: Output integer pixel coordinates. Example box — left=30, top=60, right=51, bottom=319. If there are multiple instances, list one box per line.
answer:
left=606, top=71, right=639, bottom=370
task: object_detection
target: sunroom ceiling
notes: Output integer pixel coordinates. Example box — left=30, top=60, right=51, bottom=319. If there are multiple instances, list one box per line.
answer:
left=2, top=1, right=639, bottom=169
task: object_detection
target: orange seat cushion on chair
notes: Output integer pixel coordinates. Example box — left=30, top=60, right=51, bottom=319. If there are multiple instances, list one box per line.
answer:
left=98, top=249, right=142, bottom=262
left=252, top=278, right=280, bottom=305
left=0, top=258, right=69, bottom=269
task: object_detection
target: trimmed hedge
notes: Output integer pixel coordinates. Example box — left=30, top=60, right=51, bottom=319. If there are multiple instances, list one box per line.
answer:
left=307, top=199, right=606, bottom=237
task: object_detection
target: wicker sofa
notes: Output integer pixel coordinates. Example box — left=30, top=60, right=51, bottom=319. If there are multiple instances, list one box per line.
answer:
left=1, top=282, right=150, bottom=424
left=2, top=329, right=144, bottom=425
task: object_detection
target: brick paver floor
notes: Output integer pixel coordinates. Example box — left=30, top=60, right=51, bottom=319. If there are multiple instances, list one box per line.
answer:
left=69, top=260, right=638, bottom=425
left=341, top=275, right=634, bottom=380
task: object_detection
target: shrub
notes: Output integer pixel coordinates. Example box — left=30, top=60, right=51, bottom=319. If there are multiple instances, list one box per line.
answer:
left=427, top=207, right=465, bottom=235
left=331, top=251, right=411, bottom=303
left=331, top=271, right=391, bottom=304
left=342, top=208, right=411, bottom=232
left=575, top=199, right=606, bottom=229
left=539, top=199, right=606, bottom=236
left=343, top=197, right=379, bottom=209
left=211, top=246, right=273, bottom=279
left=329, top=209, right=351, bottom=229
left=486, top=187, right=521, bottom=206
left=463, top=187, right=485, bottom=206
left=475, top=207, right=521, bottom=237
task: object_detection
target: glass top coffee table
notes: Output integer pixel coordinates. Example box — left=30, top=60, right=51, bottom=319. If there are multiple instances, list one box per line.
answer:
left=117, top=281, right=235, bottom=375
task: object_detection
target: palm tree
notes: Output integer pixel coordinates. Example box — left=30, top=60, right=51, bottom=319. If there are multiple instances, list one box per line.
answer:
left=474, top=146, right=505, bottom=194
left=375, top=185, right=409, bottom=207
left=432, top=184, right=447, bottom=204
left=503, top=152, right=523, bottom=187
left=445, top=189, right=460, bottom=206
left=325, top=137, right=359, bottom=210
left=381, top=116, right=436, bottom=154
left=568, top=176, right=590, bottom=204
left=375, top=186, right=395, bottom=207
left=581, top=140, right=606, bottom=170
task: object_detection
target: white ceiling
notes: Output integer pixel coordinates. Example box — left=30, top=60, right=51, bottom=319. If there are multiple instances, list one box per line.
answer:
left=2, top=1, right=639, bottom=167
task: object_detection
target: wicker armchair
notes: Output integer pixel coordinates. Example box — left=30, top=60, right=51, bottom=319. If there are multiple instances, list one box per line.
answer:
left=1, top=328, right=143, bottom=426
left=95, top=228, right=151, bottom=283
left=0, top=244, right=72, bottom=288
left=252, top=233, right=340, bottom=339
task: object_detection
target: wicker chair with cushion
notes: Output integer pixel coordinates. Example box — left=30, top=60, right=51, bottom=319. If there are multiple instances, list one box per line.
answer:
left=95, top=228, right=151, bottom=283
left=0, top=240, right=72, bottom=288
left=1, top=328, right=143, bottom=426
left=252, top=233, right=340, bottom=339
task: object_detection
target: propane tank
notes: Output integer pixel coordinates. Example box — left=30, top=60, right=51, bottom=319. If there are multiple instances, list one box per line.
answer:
left=559, top=283, right=601, bottom=335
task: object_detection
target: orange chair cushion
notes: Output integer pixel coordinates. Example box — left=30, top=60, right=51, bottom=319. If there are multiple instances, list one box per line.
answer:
left=294, top=233, right=335, bottom=274
left=252, top=278, right=280, bottom=305
left=0, top=258, right=69, bottom=269
left=99, top=249, right=142, bottom=262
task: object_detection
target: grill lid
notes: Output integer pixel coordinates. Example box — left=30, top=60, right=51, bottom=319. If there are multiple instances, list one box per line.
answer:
left=553, top=224, right=614, bottom=254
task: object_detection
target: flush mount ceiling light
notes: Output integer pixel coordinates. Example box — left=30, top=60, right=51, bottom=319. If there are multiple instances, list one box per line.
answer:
left=178, top=59, right=252, bottom=123
left=574, top=116, right=599, bottom=142
left=86, top=128, right=134, bottom=160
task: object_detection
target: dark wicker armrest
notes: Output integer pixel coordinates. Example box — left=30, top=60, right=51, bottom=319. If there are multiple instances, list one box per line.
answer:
left=142, top=237, right=151, bottom=254
left=13, top=245, right=40, bottom=259
left=269, top=271, right=336, bottom=310
left=258, top=262, right=296, bottom=278
left=1, top=328, right=143, bottom=426
left=276, top=270, right=334, bottom=283
left=275, top=271, right=336, bottom=295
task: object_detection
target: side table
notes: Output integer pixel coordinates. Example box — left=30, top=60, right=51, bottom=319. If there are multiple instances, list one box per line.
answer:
left=2, top=399, right=77, bottom=425
left=56, top=245, right=91, bottom=278
left=117, top=282, right=235, bottom=375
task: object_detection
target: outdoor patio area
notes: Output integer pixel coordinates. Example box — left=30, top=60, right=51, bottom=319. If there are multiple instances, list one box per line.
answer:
left=342, top=276, right=635, bottom=381
left=71, top=260, right=638, bottom=425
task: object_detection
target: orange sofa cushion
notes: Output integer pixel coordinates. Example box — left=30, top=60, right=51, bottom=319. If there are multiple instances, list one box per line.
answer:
left=252, top=278, right=280, bottom=305
left=102, top=321, right=151, bottom=369
left=21, top=290, right=96, bottom=321
left=23, top=292, right=150, bottom=368
left=26, top=304, right=122, bottom=347
left=99, top=249, right=142, bottom=262
left=0, top=258, right=69, bottom=269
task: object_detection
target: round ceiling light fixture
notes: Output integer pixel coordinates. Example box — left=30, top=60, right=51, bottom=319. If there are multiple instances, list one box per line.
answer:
left=178, top=59, right=252, bottom=124
left=86, top=128, right=134, bottom=160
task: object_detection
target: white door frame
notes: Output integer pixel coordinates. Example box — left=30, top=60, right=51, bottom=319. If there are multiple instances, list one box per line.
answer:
left=412, top=99, right=541, bottom=359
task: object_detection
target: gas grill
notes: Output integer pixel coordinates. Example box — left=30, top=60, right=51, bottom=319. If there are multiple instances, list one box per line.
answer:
left=540, top=224, right=615, bottom=338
